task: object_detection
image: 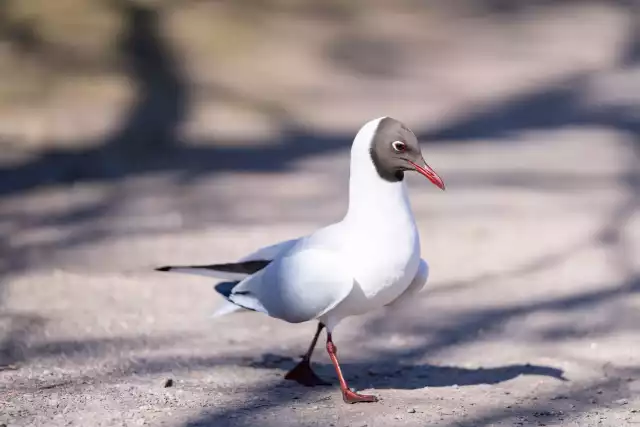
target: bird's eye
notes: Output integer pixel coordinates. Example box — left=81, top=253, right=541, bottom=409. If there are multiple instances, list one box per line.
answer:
left=392, top=141, right=406, bottom=152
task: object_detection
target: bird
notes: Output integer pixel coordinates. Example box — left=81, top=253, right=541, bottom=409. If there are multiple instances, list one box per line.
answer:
left=156, top=116, right=445, bottom=404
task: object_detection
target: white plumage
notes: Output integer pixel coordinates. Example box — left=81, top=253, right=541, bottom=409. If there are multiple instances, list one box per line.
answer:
left=157, top=116, right=445, bottom=403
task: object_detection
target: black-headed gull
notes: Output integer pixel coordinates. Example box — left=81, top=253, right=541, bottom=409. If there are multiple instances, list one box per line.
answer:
left=157, top=117, right=445, bottom=403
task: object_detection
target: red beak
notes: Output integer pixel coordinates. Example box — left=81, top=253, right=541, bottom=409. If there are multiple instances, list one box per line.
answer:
left=408, top=160, right=446, bottom=190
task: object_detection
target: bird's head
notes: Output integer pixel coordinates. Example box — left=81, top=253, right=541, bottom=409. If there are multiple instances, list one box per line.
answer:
left=368, top=117, right=445, bottom=190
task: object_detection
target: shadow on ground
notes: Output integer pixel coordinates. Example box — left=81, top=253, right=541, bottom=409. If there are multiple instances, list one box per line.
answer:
left=1, top=1, right=639, bottom=426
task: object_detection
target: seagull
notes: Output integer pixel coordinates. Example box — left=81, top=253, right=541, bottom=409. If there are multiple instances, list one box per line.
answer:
left=156, top=117, right=445, bottom=403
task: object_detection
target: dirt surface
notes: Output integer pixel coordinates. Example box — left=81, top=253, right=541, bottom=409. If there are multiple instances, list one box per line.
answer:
left=1, top=2, right=640, bottom=426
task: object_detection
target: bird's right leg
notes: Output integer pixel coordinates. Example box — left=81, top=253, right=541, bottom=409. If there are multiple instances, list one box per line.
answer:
left=326, top=333, right=378, bottom=404
left=284, top=322, right=331, bottom=386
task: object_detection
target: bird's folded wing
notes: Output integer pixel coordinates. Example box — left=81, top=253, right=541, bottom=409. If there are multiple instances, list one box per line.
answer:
left=238, top=238, right=299, bottom=263
left=229, top=247, right=354, bottom=324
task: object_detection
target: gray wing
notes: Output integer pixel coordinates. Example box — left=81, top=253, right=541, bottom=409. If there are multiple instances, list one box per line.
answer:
left=229, top=245, right=354, bottom=324
left=238, top=238, right=299, bottom=262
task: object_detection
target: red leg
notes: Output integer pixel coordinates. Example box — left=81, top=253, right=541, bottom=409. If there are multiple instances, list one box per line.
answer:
left=326, top=333, right=378, bottom=404
left=285, top=323, right=331, bottom=386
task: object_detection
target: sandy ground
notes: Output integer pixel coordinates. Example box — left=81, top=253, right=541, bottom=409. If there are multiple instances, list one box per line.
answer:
left=1, top=3, right=640, bottom=426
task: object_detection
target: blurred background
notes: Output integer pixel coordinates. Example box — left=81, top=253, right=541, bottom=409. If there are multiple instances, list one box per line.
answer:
left=1, top=1, right=639, bottom=426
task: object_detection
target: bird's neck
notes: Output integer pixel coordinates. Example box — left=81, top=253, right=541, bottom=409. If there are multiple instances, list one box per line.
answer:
left=344, top=140, right=415, bottom=225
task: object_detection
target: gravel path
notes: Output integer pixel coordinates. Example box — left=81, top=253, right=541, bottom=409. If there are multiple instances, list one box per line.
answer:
left=1, top=3, right=639, bottom=426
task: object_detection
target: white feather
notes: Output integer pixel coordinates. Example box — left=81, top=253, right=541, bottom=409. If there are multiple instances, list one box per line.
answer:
left=210, top=300, right=244, bottom=317
left=224, top=117, right=427, bottom=332
left=163, top=116, right=433, bottom=334
left=238, top=238, right=299, bottom=262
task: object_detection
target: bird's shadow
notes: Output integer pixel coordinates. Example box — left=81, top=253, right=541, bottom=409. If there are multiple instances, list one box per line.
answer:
left=250, top=352, right=567, bottom=390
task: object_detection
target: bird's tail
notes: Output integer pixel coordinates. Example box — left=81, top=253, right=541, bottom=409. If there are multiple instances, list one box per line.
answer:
left=210, top=300, right=244, bottom=317
left=155, top=260, right=271, bottom=281
left=155, top=261, right=269, bottom=317
left=209, top=280, right=259, bottom=316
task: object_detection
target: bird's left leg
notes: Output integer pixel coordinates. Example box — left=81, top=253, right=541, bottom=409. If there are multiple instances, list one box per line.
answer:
left=284, top=322, right=331, bottom=386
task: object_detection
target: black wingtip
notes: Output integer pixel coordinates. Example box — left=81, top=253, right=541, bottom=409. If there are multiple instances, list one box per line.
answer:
left=214, top=281, right=238, bottom=298
left=156, top=266, right=172, bottom=272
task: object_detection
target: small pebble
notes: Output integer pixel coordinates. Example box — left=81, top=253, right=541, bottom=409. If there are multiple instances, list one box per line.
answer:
left=164, top=379, right=174, bottom=388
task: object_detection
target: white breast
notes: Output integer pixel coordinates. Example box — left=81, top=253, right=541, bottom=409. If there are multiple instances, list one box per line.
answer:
left=321, top=115, right=422, bottom=324
left=352, top=220, right=420, bottom=300
left=321, top=209, right=421, bottom=325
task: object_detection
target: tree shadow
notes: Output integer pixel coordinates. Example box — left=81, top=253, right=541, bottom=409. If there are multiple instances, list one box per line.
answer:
left=173, top=272, right=637, bottom=426
left=423, top=0, right=639, bottom=143
left=1, top=2, right=639, bottom=426
left=423, top=72, right=638, bottom=143
left=0, top=0, right=188, bottom=194
left=7, top=348, right=564, bottom=393
left=1, top=269, right=634, bottom=426
left=0, top=1, right=42, bottom=55
left=106, top=0, right=187, bottom=153
left=447, top=374, right=638, bottom=427
left=179, top=363, right=567, bottom=427
left=0, top=311, right=46, bottom=369
left=0, top=309, right=187, bottom=371
left=0, top=1, right=350, bottom=198
left=176, top=7, right=640, bottom=423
